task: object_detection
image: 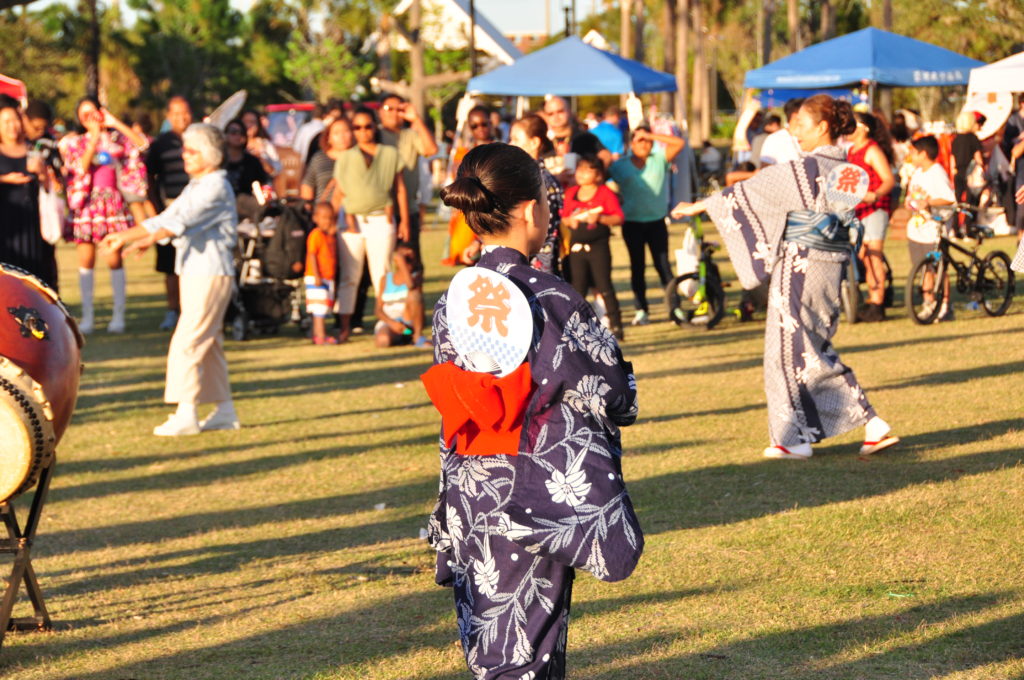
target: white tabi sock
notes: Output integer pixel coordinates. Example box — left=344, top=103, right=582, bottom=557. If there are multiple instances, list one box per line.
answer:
left=865, top=416, right=891, bottom=442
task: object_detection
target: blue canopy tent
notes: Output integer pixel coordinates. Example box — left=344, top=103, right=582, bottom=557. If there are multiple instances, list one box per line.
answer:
left=467, top=36, right=676, bottom=96
left=745, top=28, right=983, bottom=90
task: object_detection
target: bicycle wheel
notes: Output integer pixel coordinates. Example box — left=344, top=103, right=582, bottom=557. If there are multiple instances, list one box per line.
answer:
left=665, top=273, right=696, bottom=326
left=906, top=255, right=945, bottom=325
left=882, top=253, right=895, bottom=309
left=979, top=250, right=1015, bottom=316
left=692, top=264, right=726, bottom=331
left=840, top=257, right=861, bottom=324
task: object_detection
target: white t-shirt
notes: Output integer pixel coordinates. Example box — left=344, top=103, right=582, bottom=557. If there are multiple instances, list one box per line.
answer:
left=758, top=128, right=802, bottom=166
left=905, top=163, right=955, bottom=244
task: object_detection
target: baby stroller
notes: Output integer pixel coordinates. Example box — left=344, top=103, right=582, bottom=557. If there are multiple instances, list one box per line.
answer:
left=228, top=197, right=310, bottom=340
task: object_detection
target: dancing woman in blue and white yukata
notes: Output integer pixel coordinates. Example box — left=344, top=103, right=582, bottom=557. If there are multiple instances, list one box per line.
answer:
left=673, top=95, right=899, bottom=460
left=421, top=143, right=643, bottom=679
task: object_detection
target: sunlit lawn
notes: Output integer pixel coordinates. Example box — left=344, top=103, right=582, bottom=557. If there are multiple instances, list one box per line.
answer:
left=1, top=219, right=1022, bottom=679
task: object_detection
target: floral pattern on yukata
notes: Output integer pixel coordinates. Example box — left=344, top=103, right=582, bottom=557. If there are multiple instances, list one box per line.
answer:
left=704, top=146, right=877, bottom=446
left=427, top=246, right=642, bottom=679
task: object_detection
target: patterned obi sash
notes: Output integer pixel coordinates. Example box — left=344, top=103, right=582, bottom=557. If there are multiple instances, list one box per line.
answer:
left=783, top=209, right=863, bottom=255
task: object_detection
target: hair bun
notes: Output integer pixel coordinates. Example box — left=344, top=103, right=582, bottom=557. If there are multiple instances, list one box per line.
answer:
left=440, top=175, right=496, bottom=213
left=834, top=100, right=857, bottom=137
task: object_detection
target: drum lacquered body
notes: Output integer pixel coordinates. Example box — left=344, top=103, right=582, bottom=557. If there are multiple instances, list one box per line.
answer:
left=0, top=264, right=83, bottom=502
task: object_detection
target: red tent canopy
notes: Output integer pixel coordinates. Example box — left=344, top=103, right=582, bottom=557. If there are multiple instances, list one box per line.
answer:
left=0, top=73, right=27, bottom=102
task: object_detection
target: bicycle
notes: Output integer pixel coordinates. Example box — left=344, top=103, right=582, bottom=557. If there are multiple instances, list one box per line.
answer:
left=839, top=248, right=894, bottom=324
left=905, top=203, right=1015, bottom=325
left=665, top=216, right=727, bottom=330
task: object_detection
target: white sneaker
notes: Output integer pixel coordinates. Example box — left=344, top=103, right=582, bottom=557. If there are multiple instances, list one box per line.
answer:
left=631, top=310, right=649, bottom=326
left=153, top=414, right=200, bottom=436
left=763, top=444, right=812, bottom=459
left=159, top=310, right=179, bottom=331
left=198, top=412, right=241, bottom=431
left=107, top=317, right=126, bottom=334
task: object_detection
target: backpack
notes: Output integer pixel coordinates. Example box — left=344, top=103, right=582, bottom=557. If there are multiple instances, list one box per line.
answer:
left=262, top=203, right=308, bottom=280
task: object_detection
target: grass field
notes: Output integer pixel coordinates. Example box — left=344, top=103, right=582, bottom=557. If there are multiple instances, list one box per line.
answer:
left=1, top=220, right=1022, bottom=680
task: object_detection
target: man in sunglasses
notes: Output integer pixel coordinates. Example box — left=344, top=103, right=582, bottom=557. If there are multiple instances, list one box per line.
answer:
left=378, top=94, right=438, bottom=261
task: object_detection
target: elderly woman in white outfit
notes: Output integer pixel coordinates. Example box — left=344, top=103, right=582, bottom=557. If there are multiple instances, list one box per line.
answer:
left=102, top=123, right=240, bottom=436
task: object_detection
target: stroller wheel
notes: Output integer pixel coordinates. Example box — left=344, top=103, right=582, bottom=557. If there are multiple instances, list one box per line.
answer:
left=231, top=311, right=250, bottom=341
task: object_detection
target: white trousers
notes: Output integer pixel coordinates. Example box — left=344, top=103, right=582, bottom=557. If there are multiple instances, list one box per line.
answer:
left=164, top=275, right=233, bottom=406
left=336, top=213, right=395, bottom=315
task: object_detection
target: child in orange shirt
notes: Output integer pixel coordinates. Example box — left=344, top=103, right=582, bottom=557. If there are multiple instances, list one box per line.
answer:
left=305, top=202, right=338, bottom=345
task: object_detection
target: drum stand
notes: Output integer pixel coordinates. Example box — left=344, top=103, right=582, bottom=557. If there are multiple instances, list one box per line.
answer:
left=0, top=460, right=54, bottom=649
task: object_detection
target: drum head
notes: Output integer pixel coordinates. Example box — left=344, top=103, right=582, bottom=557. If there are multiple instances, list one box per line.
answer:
left=446, top=267, right=532, bottom=376
left=0, top=358, right=55, bottom=503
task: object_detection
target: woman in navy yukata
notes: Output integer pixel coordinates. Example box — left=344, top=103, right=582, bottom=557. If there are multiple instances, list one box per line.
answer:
left=673, top=95, right=899, bottom=460
left=421, top=143, right=644, bottom=679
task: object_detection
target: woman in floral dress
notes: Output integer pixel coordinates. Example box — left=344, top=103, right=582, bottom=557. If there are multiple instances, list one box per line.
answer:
left=421, top=143, right=643, bottom=679
left=60, top=96, right=148, bottom=333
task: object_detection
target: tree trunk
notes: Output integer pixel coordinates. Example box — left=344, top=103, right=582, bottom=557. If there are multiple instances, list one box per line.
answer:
left=690, top=0, right=705, bottom=146
left=620, top=0, right=633, bottom=61
left=819, top=0, right=835, bottom=41
left=757, top=0, right=775, bottom=67
left=878, top=0, right=893, bottom=117
left=633, top=0, right=645, bottom=62
left=85, top=0, right=100, bottom=98
left=675, top=0, right=689, bottom=129
left=706, top=23, right=715, bottom=142
left=408, top=0, right=426, bottom=119
left=660, top=0, right=673, bottom=113
left=786, top=0, right=801, bottom=53
left=620, top=0, right=632, bottom=108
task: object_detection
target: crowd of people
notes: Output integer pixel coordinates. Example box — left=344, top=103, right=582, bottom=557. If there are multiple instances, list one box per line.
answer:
left=2, top=87, right=1023, bottom=445
left=721, top=94, right=1024, bottom=322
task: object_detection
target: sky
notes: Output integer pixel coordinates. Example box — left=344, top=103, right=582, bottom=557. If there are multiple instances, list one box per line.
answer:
left=474, top=0, right=599, bottom=35
left=34, top=0, right=598, bottom=36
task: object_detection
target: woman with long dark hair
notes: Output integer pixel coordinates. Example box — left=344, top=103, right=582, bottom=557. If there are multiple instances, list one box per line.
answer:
left=0, top=97, right=57, bottom=288
left=423, top=142, right=643, bottom=679
left=59, top=96, right=148, bottom=334
left=846, top=110, right=895, bottom=321
left=673, top=95, right=898, bottom=459
left=509, top=113, right=563, bottom=275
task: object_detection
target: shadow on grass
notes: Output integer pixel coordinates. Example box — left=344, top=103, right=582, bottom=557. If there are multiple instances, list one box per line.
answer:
left=50, top=430, right=435, bottom=505
left=44, top=474, right=438, bottom=564
left=4, top=578, right=718, bottom=680
left=1, top=585, right=457, bottom=680
left=569, top=592, right=1022, bottom=680
left=879, top=359, right=1024, bottom=391
left=632, top=418, right=1024, bottom=536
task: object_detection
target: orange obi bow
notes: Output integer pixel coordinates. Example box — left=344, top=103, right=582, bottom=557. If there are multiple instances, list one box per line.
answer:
left=421, top=361, right=534, bottom=456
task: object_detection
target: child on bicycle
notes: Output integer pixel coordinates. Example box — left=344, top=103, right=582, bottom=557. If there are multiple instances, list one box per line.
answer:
left=905, top=136, right=956, bottom=320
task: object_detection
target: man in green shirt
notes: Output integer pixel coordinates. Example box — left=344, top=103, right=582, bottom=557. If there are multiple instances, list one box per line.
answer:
left=379, top=94, right=439, bottom=262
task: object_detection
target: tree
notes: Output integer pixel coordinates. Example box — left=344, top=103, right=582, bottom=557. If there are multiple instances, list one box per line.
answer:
left=127, top=0, right=248, bottom=112
left=381, top=0, right=472, bottom=121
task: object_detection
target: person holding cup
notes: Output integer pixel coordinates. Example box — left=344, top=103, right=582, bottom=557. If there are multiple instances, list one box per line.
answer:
left=59, top=96, right=149, bottom=334
left=0, top=96, right=57, bottom=288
